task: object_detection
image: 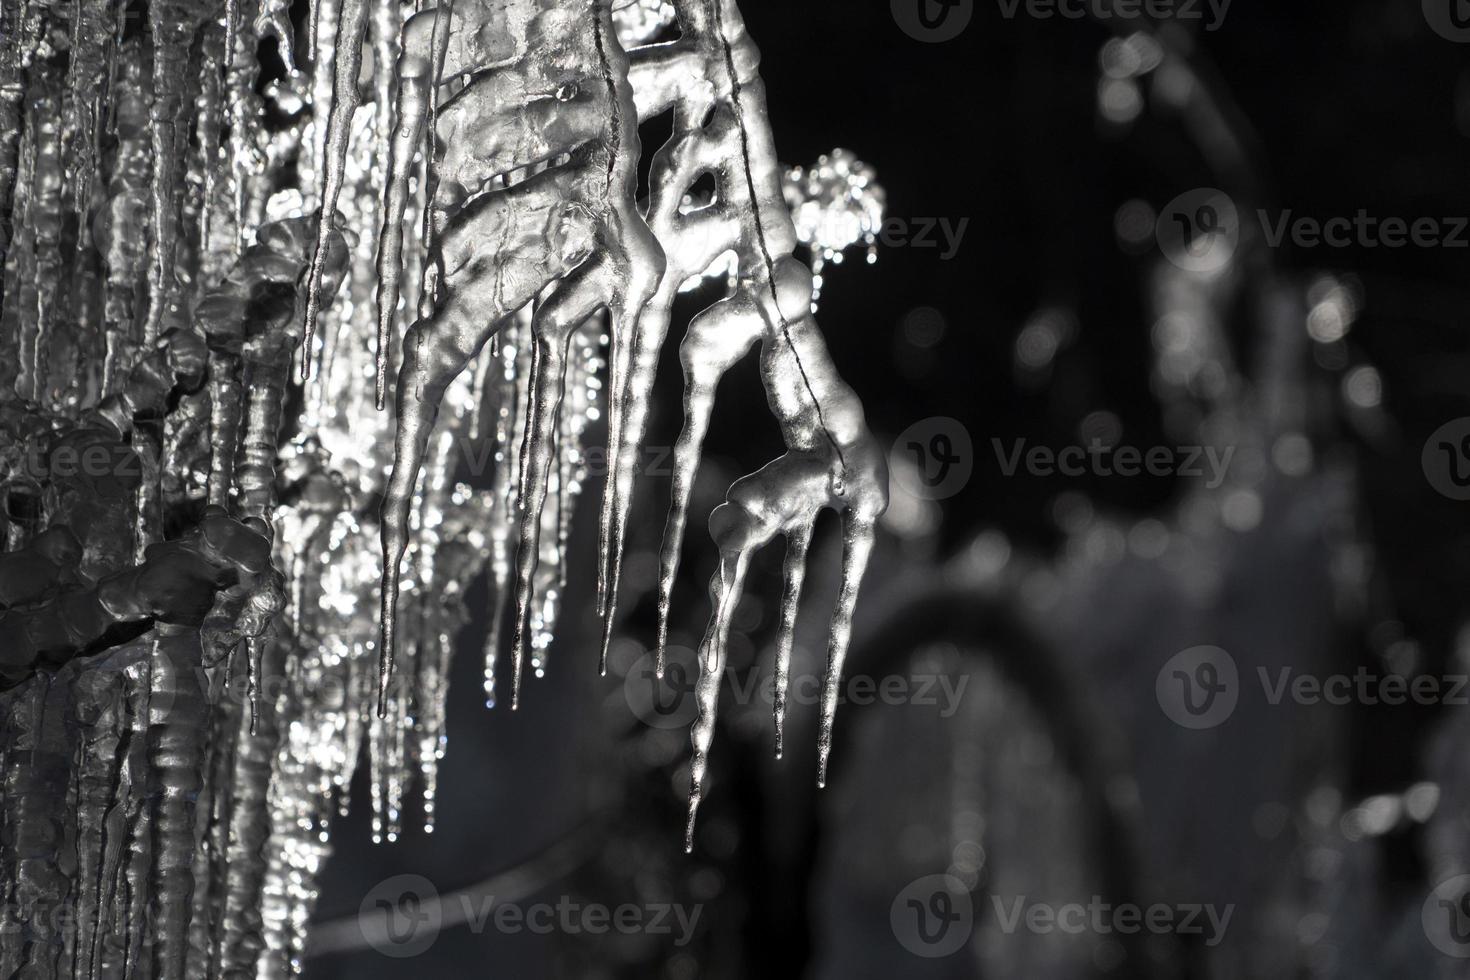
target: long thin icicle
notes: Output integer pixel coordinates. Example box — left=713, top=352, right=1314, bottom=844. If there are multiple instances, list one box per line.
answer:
left=300, top=0, right=369, bottom=376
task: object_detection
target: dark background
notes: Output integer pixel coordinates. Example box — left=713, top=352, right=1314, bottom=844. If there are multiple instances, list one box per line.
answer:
left=305, top=1, right=1470, bottom=977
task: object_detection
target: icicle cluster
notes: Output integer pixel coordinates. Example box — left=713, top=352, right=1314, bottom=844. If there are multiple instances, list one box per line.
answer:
left=621, top=0, right=890, bottom=848
left=0, top=0, right=886, bottom=972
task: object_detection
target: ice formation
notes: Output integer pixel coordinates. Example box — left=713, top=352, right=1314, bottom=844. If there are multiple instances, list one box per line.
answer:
left=0, top=0, right=887, bottom=972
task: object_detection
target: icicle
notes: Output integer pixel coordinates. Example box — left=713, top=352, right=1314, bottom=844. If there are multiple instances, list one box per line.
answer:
left=531, top=317, right=602, bottom=666
left=0, top=51, right=61, bottom=404
left=415, top=622, right=452, bottom=833
left=227, top=0, right=266, bottom=257
left=594, top=300, right=637, bottom=670
left=146, top=627, right=207, bottom=980
left=98, top=43, right=152, bottom=397
left=367, top=0, right=401, bottom=407
left=206, top=355, right=242, bottom=508
left=0, top=692, right=14, bottom=980
left=593, top=288, right=631, bottom=625
left=684, top=546, right=750, bottom=853
left=511, top=284, right=592, bottom=705
left=654, top=293, right=763, bottom=672
left=1, top=676, right=71, bottom=978
left=222, top=0, right=241, bottom=67
left=816, top=515, right=876, bottom=787
left=247, top=634, right=264, bottom=733
left=99, top=657, right=153, bottom=980
left=69, top=656, right=128, bottom=980
left=300, top=0, right=369, bottom=377
left=480, top=313, right=531, bottom=704
left=64, top=0, right=110, bottom=246
left=218, top=638, right=283, bottom=977
left=414, top=0, right=453, bottom=314
left=194, top=16, right=230, bottom=290
left=1, top=83, right=39, bottom=401
left=372, top=0, right=444, bottom=408
left=26, top=84, right=63, bottom=410
left=370, top=666, right=408, bottom=841
left=0, top=0, right=46, bottom=315
left=773, top=521, right=813, bottom=760
left=143, top=0, right=205, bottom=348
left=187, top=657, right=237, bottom=980
left=385, top=384, right=469, bottom=833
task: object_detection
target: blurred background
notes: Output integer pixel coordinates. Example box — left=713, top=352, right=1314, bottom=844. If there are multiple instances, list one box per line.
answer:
left=305, top=1, right=1470, bottom=976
